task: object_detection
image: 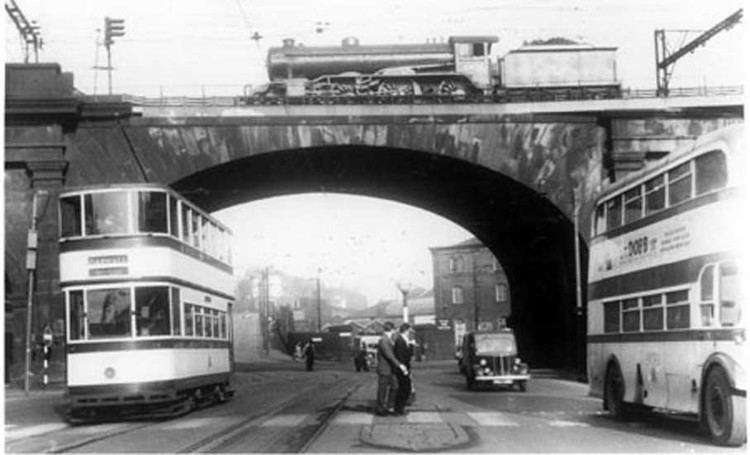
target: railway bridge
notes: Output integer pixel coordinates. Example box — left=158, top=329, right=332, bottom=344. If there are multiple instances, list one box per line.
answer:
left=4, top=63, right=743, bottom=370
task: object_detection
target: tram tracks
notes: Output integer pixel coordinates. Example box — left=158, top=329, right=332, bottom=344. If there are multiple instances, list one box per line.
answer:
left=40, top=373, right=362, bottom=454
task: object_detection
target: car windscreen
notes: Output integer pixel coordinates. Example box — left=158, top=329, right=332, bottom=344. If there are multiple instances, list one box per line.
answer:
left=474, top=333, right=517, bottom=356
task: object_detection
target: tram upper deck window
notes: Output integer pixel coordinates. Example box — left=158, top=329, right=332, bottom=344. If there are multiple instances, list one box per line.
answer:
left=695, top=150, right=727, bottom=195
left=87, top=288, right=131, bottom=338
left=137, top=191, right=168, bottom=234
left=85, top=192, right=129, bottom=236
left=60, top=196, right=83, bottom=237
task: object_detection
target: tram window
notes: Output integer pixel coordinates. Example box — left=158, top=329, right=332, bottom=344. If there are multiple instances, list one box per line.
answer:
left=666, top=290, right=689, bottom=329
left=181, top=205, right=191, bottom=244
left=621, top=298, right=640, bottom=332
left=700, top=265, right=716, bottom=327
left=60, top=196, right=83, bottom=237
left=624, top=187, right=643, bottom=224
left=642, top=294, right=664, bottom=331
left=169, top=196, right=180, bottom=238
left=603, top=301, right=620, bottom=333
left=219, top=312, right=226, bottom=338
left=135, top=286, right=170, bottom=336
left=85, top=192, right=129, bottom=236
left=605, top=196, right=622, bottom=231
left=212, top=310, right=220, bottom=338
left=191, top=213, right=201, bottom=248
left=171, top=287, right=182, bottom=335
left=644, top=175, right=666, bottom=215
left=668, top=162, right=692, bottom=206
left=195, top=307, right=204, bottom=337
left=68, top=290, right=85, bottom=340
left=719, top=262, right=739, bottom=327
left=87, top=288, right=131, bottom=338
left=695, top=150, right=727, bottom=195
left=201, top=218, right=211, bottom=256
left=184, top=304, right=194, bottom=336
left=137, top=191, right=168, bottom=234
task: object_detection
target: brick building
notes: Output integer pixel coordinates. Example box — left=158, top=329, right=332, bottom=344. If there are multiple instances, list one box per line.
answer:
left=430, top=237, right=511, bottom=349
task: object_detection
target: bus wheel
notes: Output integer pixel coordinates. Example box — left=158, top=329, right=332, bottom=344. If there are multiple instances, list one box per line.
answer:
left=605, top=363, right=629, bottom=420
left=703, top=367, right=746, bottom=446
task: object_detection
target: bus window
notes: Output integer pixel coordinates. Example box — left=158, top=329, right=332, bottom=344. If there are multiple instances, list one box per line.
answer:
left=171, top=287, right=182, bottom=335
left=603, top=301, right=620, bottom=333
left=135, top=286, right=170, bottom=336
left=169, top=195, right=180, bottom=238
left=137, top=191, right=168, bottom=234
left=622, top=298, right=640, bottom=332
left=666, top=290, right=689, bottom=329
left=85, top=191, right=130, bottom=236
left=605, top=196, right=622, bottom=231
left=87, top=288, right=131, bottom=338
left=68, top=290, right=85, bottom=340
left=624, top=186, right=643, bottom=224
left=719, top=262, right=740, bottom=327
left=644, top=174, right=666, bottom=215
left=60, top=195, right=83, bottom=238
left=642, top=294, right=664, bottom=330
left=695, top=150, right=727, bottom=195
left=594, top=204, right=606, bottom=235
left=668, top=162, right=692, bottom=206
left=184, top=304, right=194, bottom=336
left=699, top=265, right=716, bottom=327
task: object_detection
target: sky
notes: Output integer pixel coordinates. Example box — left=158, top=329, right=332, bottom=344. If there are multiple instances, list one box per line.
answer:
left=5, top=0, right=746, bottom=304
left=4, top=0, right=746, bottom=96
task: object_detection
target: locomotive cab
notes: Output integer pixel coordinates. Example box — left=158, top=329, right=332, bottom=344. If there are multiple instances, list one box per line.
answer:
left=449, top=36, right=498, bottom=90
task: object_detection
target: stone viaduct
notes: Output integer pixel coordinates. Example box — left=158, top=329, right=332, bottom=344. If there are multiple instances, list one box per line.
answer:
left=4, top=63, right=743, bottom=369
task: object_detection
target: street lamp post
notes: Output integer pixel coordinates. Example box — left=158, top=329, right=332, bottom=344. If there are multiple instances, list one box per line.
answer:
left=396, top=281, right=412, bottom=323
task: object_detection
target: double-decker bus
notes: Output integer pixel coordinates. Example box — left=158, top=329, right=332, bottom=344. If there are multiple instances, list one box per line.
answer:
left=587, top=125, right=746, bottom=446
left=58, top=184, right=235, bottom=421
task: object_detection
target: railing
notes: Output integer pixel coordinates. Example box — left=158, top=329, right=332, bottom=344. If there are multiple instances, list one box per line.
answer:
left=96, top=85, right=744, bottom=108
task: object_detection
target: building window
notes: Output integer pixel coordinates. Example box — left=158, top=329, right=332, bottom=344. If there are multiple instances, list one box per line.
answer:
left=495, top=283, right=507, bottom=303
left=449, top=256, right=464, bottom=273
left=451, top=287, right=464, bottom=304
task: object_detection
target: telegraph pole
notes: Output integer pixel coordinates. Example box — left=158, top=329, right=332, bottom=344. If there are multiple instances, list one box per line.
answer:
left=102, top=17, right=125, bottom=94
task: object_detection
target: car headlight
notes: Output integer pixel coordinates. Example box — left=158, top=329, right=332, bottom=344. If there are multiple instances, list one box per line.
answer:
left=484, top=368, right=492, bottom=374
left=479, top=359, right=487, bottom=366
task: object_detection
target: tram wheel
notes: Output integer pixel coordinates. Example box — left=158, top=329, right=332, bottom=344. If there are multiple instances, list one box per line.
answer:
left=703, top=367, right=746, bottom=446
left=605, top=363, right=629, bottom=420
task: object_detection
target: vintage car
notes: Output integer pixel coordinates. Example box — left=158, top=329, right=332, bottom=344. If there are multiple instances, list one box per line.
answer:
left=460, top=330, right=530, bottom=391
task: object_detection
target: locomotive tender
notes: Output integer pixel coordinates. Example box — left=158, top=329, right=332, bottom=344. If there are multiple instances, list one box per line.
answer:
left=248, top=35, right=621, bottom=103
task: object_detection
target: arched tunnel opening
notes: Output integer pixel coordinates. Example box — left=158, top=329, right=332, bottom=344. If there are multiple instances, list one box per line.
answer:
left=172, top=146, right=587, bottom=370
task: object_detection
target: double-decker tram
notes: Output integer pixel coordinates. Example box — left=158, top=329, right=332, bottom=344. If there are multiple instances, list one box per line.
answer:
left=586, top=125, right=746, bottom=446
left=58, top=184, right=235, bottom=421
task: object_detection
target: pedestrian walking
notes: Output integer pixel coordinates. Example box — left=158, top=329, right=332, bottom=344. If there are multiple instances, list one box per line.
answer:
left=392, top=323, right=414, bottom=415
left=303, top=339, right=315, bottom=371
left=355, top=342, right=369, bottom=372
left=375, top=322, right=407, bottom=416
left=294, top=342, right=303, bottom=361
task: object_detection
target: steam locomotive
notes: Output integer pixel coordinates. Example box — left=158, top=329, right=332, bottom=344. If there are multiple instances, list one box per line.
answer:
left=245, top=35, right=621, bottom=103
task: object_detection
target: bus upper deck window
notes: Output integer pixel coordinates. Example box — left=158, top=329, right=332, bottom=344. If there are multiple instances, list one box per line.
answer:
left=85, top=192, right=129, bottom=236
left=60, top=195, right=83, bottom=238
left=645, top=174, right=666, bottom=215
left=695, top=150, right=727, bottom=195
left=605, top=197, right=622, bottom=231
left=668, top=162, right=692, bottom=206
left=594, top=204, right=606, bottom=235
left=137, top=191, right=168, bottom=234
left=624, top=186, right=643, bottom=224
left=719, top=262, right=740, bottom=327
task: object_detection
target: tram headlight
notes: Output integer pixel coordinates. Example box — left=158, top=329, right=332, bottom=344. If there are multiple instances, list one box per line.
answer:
left=484, top=368, right=492, bottom=375
left=479, top=359, right=487, bottom=366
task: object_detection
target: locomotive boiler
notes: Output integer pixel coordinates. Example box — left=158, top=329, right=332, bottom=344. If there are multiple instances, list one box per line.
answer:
left=247, top=35, right=621, bottom=103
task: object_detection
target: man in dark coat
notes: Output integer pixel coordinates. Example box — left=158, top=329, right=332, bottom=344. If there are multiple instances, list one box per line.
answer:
left=392, top=323, right=414, bottom=415
left=304, top=340, right=315, bottom=371
left=375, top=322, right=407, bottom=415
